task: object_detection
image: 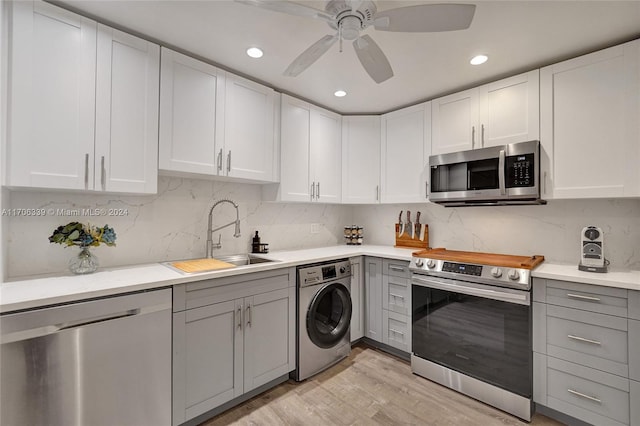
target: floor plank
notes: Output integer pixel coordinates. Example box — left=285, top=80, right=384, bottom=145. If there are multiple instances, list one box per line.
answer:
left=200, top=344, right=564, bottom=426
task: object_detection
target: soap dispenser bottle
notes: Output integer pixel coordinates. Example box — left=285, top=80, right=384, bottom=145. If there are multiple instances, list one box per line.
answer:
left=252, top=231, right=261, bottom=253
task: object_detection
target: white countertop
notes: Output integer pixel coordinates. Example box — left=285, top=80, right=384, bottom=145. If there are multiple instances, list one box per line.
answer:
left=1, top=245, right=638, bottom=314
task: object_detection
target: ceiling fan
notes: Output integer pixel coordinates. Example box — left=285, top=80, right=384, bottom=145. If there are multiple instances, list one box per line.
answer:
left=236, top=0, right=476, bottom=83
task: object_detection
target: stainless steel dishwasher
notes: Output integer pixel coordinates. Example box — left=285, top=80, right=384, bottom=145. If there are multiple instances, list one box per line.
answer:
left=0, top=288, right=172, bottom=426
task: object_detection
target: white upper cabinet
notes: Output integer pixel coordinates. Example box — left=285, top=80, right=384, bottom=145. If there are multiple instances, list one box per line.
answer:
left=95, top=25, right=159, bottom=194
left=342, top=116, right=381, bottom=204
left=6, top=1, right=159, bottom=193
left=432, top=70, right=539, bottom=155
left=380, top=102, right=431, bottom=203
left=277, top=94, right=341, bottom=202
left=159, top=47, right=223, bottom=176
left=540, top=40, right=640, bottom=199
left=221, top=73, right=276, bottom=182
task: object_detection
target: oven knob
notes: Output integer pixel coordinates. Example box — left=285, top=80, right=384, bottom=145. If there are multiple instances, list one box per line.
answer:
left=426, top=259, right=436, bottom=269
left=491, top=267, right=503, bottom=278
left=415, top=258, right=424, bottom=267
left=508, top=269, right=520, bottom=280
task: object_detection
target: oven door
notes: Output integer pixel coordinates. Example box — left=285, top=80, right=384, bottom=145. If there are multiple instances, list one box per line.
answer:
left=411, top=274, right=531, bottom=398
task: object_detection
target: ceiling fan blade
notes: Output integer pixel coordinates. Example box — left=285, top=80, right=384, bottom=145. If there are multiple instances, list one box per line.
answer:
left=353, top=35, right=393, bottom=84
left=374, top=4, right=476, bottom=32
left=235, top=0, right=332, bottom=22
left=284, top=34, right=338, bottom=77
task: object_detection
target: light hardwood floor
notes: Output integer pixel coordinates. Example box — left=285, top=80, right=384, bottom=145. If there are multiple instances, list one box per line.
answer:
left=201, top=344, right=564, bottom=426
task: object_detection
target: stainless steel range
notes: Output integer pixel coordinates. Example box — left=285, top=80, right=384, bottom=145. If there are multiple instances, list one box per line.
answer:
left=409, top=248, right=544, bottom=421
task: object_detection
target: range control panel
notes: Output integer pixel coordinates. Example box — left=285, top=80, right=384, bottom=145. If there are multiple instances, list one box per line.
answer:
left=442, top=262, right=483, bottom=276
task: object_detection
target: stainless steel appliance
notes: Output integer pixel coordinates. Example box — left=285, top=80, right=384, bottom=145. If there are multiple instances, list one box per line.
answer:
left=410, top=249, right=544, bottom=421
left=295, top=259, right=352, bottom=381
left=429, top=140, right=545, bottom=206
left=1, top=289, right=172, bottom=426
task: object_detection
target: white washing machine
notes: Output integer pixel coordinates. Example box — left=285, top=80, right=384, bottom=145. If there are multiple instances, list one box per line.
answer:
left=294, top=259, right=352, bottom=381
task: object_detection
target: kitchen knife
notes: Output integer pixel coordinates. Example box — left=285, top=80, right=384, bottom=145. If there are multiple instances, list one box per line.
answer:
left=406, top=211, right=412, bottom=238
left=415, top=211, right=422, bottom=240
left=397, top=210, right=404, bottom=236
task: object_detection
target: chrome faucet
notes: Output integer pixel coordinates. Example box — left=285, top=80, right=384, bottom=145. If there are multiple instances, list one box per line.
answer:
left=206, top=199, right=241, bottom=257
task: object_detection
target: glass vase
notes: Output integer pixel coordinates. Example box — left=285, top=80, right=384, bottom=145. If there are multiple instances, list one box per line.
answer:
left=69, top=245, right=99, bottom=274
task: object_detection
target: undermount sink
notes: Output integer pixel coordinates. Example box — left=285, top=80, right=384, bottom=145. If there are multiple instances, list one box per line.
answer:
left=214, top=253, right=276, bottom=267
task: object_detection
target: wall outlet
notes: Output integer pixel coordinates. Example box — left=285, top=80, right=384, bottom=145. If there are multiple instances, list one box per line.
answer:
left=310, top=223, right=321, bottom=234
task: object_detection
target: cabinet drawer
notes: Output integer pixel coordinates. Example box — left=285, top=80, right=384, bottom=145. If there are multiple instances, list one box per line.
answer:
left=545, top=279, right=627, bottom=317
left=546, top=357, right=629, bottom=426
left=383, top=259, right=410, bottom=278
left=382, top=310, right=410, bottom=353
left=382, top=274, right=410, bottom=315
left=546, top=304, right=628, bottom=377
left=630, top=320, right=640, bottom=381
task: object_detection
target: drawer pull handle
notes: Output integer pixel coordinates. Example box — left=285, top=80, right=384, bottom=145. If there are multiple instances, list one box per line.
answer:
left=567, top=389, right=602, bottom=404
left=389, top=266, right=406, bottom=272
left=567, top=293, right=601, bottom=302
left=568, top=334, right=601, bottom=346
left=389, top=329, right=404, bottom=336
left=389, top=293, right=405, bottom=300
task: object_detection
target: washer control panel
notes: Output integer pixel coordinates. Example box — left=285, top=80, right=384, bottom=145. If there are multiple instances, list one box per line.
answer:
left=298, top=259, right=352, bottom=287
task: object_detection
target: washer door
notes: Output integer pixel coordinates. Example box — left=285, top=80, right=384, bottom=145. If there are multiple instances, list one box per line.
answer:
left=306, top=282, right=352, bottom=349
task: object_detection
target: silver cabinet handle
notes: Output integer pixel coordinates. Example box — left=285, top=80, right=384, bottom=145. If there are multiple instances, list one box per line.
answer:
left=316, top=182, right=320, bottom=199
left=425, top=181, right=429, bottom=199
left=101, top=156, right=106, bottom=191
left=311, top=181, right=315, bottom=200
left=246, top=305, right=251, bottom=327
left=236, top=305, right=242, bottom=330
left=217, top=148, right=223, bottom=172
left=543, top=171, right=547, bottom=195
left=567, top=389, right=601, bottom=404
left=389, top=293, right=405, bottom=300
left=481, top=124, right=485, bottom=147
left=471, top=126, right=475, bottom=148
left=226, top=150, right=231, bottom=174
left=388, top=265, right=406, bottom=272
left=567, top=293, right=601, bottom=302
left=568, top=334, right=601, bottom=346
left=84, top=153, right=89, bottom=189
left=376, top=185, right=379, bottom=201
left=389, top=329, right=405, bottom=336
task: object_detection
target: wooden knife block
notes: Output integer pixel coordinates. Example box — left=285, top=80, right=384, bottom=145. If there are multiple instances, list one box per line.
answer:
left=395, top=223, right=429, bottom=249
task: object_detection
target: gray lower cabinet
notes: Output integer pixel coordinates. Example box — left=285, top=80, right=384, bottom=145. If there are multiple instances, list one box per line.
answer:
left=172, top=268, right=295, bottom=426
left=533, top=278, right=639, bottom=426
left=365, top=257, right=383, bottom=341
left=350, top=256, right=365, bottom=342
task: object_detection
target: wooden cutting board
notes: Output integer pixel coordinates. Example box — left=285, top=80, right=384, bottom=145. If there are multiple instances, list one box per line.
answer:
left=412, top=248, right=544, bottom=270
left=171, top=258, right=237, bottom=273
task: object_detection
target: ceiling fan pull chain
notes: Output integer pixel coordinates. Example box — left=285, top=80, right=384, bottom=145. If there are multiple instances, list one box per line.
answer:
left=338, top=22, right=343, bottom=53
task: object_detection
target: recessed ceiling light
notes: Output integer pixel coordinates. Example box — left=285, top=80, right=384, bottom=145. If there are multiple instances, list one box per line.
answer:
left=470, top=54, right=488, bottom=65
left=246, top=47, right=263, bottom=59
left=334, top=90, right=347, bottom=97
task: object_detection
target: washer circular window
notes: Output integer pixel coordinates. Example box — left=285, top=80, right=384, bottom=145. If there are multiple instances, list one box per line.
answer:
left=306, top=283, right=352, bottom=349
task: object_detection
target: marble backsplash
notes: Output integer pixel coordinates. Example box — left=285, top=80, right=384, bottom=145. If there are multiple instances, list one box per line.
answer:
left=4, top=176, right=640, bottom=278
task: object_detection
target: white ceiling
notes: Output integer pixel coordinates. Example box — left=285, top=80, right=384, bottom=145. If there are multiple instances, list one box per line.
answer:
left=56, top=0, right=640, bottom=114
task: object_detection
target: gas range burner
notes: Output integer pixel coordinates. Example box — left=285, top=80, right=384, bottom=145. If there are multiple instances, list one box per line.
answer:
left=410, top=248, right=544, bottom=291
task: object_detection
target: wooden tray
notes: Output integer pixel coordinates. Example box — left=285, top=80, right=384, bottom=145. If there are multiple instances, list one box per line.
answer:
left=412, top=248, right=544, bottom=270
left=171, top=258, right=236, bottom=273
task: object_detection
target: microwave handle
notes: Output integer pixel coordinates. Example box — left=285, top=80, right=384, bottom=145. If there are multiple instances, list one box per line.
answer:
left=498, top=149, right=506, bottom=195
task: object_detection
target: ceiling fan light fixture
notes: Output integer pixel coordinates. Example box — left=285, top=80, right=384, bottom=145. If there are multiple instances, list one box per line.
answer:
left=334, top=90, right=347, bottom=97
left=340, top=16, right=362, bottom=40
left=470, top=54, right=488, bottom=65
left=246, top=47, right=264, bottom=58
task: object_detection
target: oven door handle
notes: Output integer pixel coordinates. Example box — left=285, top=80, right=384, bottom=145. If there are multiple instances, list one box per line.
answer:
left=411, top=275, right=530, bottom=306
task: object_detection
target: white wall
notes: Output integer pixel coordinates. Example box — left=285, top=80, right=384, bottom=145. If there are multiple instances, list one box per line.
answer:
left=6, top=177, right=352, bottom=278
left=354, top=199, right=640, bottom=269
left=0, top=1, right=8, bottom=283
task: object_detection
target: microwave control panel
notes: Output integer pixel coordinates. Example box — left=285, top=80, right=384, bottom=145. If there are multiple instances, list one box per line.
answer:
left=505, top=153, right=534, bottom=188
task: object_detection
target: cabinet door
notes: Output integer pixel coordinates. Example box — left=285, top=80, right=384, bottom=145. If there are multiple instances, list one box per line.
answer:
left=540, top=40, right=640, bottom=199
left=243, top=287, right=295, bottom=392
left=174, top=299, right=243, bottom=425
left=224, top=73, right=276, bottom=181
left=310, top=107, right=342, bottom=203
left=95, top=25, right=159, bottom=194
left=159, top=47, right=223, bottom=175
left=8, top=1, right=96, bottom=189
left=365, top=257, right=383, bottom=341
left=380, top=102, right=431, bottom=203
left=431, top=88, right=478, bottom=155
left=382, top=310, right=411, bottom=353
left=350, top=257, right=365, bottom=342
left=342, top=116, right=381, bottom=204
left=479, top=70, right=540, bottom=148
left=279, top=94, right=311, bottom=201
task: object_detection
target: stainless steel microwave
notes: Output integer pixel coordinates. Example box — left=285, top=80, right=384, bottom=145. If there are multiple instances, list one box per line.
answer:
left=428, top=140, right=545, bottom=206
